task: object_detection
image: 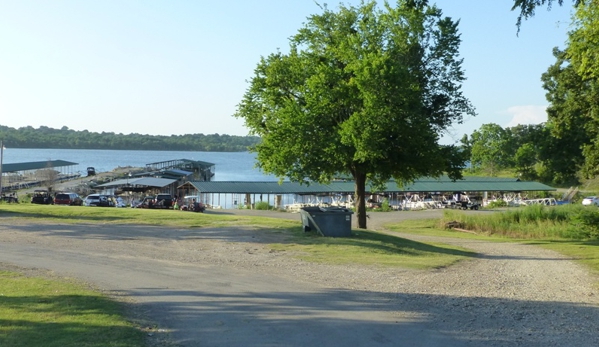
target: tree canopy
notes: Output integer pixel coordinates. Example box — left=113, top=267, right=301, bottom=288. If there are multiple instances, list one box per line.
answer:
left=538, top=1, right=599, bottom=178
left=468, top=123, right=511, bottom=176
left=235, top=0, right=474, bottom=228
left=511, top=0, right=583, bottom=29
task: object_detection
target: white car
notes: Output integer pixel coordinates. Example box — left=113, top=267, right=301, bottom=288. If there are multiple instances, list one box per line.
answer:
left=582, top=196, right=599, bottom=206
left=84, top=194, right=116, bottom=207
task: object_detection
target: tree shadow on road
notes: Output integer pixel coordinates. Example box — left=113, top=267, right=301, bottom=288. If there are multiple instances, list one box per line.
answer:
left=124, top=286, right=599, bottom=346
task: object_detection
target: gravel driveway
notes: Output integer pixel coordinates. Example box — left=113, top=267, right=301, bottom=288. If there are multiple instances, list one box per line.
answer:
left=0, top=209, right=598, bottom=346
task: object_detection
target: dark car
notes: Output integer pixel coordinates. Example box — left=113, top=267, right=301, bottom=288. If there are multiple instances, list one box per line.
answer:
left=133, top=194, right=173, bottom=209
left=1, top=194, right=18, bottom=203
left=31, top=190, right=54, bottom=204
left=54, top=192, right=83, bottom=206
left=155, top=194, right=174, bottom=209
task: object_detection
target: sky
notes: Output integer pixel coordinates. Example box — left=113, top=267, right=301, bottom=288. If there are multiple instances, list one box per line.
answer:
left=0, top=0, right=574, bottom=145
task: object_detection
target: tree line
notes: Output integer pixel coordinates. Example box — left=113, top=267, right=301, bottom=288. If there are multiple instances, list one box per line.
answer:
left=0, top=125, right=260, bottom=152
left=463, top=0, right=599, bottom=187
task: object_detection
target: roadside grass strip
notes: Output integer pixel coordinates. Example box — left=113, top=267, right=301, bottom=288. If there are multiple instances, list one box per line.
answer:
left=0, top=270, right=146, bottom=347
left=385, top=216, right=599, bottom=276
left=269, top=226, right=477, bottom=269
left=0, top=204, right=297, bottom=229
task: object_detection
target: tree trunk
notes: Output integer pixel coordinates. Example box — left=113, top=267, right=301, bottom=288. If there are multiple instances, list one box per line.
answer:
left=354, top=172, right=367, bottom=229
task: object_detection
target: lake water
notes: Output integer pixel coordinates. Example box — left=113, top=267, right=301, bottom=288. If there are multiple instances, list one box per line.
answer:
left=2, top=148, right=277, bottom=182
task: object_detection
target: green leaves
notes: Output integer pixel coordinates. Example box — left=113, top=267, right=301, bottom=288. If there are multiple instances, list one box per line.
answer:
left=235, top=0, right=474, bottom=227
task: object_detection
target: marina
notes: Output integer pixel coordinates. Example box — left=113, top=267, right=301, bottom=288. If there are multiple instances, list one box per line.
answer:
left=0, top=148, right=559, bottom=210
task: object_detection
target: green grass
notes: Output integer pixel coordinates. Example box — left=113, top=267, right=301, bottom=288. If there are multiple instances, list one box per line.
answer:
left=441, top=204, right=599, bottom=239
left=383, top=214, right=599, bottom=276
left=0, top=270, right=146, bottom=347
left=0, top=203, right=297, bottom=229
left=270, top=226, right=476, bottom=269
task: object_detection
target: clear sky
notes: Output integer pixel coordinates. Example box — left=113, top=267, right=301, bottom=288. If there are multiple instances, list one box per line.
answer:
left=0, top=0, right=573, bottom=144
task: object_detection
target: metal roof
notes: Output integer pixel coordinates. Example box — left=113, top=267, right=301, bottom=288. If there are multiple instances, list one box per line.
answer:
left=97, top=177, right=177, bottom=188
left=2, top=160, right=78, bottom=173
left=180, top=177, right=555, bottom=194
left=146, top=158, right=215, bottom=168
left=160, top=169, right=193, bottom=179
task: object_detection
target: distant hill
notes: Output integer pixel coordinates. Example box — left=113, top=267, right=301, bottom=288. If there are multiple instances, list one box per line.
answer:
left=0, top=125, right=260, bottom=152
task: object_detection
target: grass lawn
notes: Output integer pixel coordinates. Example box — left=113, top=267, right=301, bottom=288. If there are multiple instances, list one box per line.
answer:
left=383, top=218, right=599, bottom=276
left=0, top=269, right=146, bottom=347
left=270, top=227, right=476, bottom=269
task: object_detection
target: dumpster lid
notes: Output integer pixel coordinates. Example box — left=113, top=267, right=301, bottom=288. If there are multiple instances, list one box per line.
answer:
left=319, top=207, right=352, bottom=213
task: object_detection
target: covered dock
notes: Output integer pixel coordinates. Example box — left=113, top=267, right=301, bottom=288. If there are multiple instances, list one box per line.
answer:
left=97, top=177, right=178, bottom=194
left=177, top=176, right=556, bottom=210
left=146, top=159, right=215, bottom=181
left=1, top=160, right=79, bottom=192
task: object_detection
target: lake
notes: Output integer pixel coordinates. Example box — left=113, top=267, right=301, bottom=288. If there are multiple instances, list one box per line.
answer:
left=1, top=148, right=276, bottom=182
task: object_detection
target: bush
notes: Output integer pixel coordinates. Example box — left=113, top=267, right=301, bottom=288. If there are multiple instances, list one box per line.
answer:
left=568, top=207, right=599, bottom=239
left=255, top=201, right=272, bottom=210
left=380, top=198, right=392, bottom=212
left=486, top=200, right=507, bottom=208
left=442, top=204, right=599, bottom=240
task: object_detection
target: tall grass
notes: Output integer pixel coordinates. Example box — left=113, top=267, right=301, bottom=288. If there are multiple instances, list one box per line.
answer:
left=442, top=204, right=599, bottom=240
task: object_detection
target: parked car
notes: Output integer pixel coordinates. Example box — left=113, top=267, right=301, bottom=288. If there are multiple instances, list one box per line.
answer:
left=84, top=194, right=116, bottom=207
left=582, top=196, right=599, bottom=206
left=1, top=194, right=19, bottom=203
left=54, top=192, right=83, bottom=206
left=133, top=196, right=154, bottom=209
left=133, top=194, right=173, bottom=209
left=31, top=190, right=53, bottom=204
left=155, top=194, right=174, bottom=209
left=115, top=196, right=127, bottom=208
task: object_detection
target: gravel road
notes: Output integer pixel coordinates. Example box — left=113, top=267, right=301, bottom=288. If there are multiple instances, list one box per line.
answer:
left=0, top=209, right=598, bottom=346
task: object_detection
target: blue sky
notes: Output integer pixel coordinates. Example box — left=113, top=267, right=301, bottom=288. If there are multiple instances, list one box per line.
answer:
left=0, top=1, right=573, bottom=144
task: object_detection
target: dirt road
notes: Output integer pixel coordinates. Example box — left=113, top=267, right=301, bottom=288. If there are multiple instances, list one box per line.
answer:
left=0, top=210, right=598, bottom=346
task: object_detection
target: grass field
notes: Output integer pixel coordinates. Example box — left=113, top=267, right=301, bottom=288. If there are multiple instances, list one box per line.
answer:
left=384, top=213, right=599, bottom=275
left=0, top=269, right=146, bottom=347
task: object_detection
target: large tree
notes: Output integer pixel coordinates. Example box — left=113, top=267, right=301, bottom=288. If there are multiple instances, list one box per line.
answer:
left=235, top=0, right=474, bottom=229
left=536, top=0, right=599, bottom=179
left=468, top=123, right=512, bottom=176
left=511, top=0, right=583, bottom=29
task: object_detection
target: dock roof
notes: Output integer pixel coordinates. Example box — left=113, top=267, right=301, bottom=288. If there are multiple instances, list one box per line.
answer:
left=2, top=160, right=78, bottom=173
left=180, top=176, right=555, bottom=195
left=97, top=177, right=177, bottom=188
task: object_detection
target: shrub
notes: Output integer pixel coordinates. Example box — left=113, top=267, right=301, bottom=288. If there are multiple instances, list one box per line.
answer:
left=380, top=198, right=392, bottom=212
left=486, top=200, right=507, bottom=208
left=255, top=201, right=272, bottom=210
left=442, top=204, right=599, bottom=240
left=568, top=207, right=599, bottom=239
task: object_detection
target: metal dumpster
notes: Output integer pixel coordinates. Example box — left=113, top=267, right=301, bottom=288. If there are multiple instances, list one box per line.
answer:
left=300, top=206, right=353, bottom=237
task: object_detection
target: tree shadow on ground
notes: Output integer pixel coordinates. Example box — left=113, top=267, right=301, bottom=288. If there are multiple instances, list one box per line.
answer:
left=122, top=286, right=599, bottom=347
